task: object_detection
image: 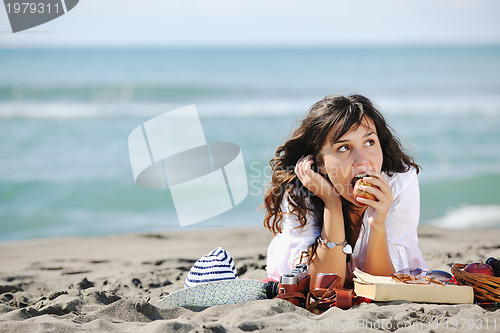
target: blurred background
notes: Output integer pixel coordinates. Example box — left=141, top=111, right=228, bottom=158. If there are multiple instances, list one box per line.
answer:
left=1, top=0, right=499, bottom=241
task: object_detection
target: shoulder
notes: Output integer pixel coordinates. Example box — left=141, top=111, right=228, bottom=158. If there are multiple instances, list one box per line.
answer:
left=384, top=167, right=418, bottom=198
left=382, top=167, right=420, bottom=229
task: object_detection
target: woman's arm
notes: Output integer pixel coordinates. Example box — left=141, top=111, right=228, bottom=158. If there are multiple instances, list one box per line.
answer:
left=355, top=171, right=395, bottom=276
left=294, top=156, right=348, bottom=287
left=308, top=200, right=348, bottom=287
left=364, top=220, right=395, bottom=276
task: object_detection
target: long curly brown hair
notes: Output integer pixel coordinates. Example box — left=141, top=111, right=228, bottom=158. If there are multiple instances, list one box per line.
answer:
left=263, top=94, right=420, bottom=253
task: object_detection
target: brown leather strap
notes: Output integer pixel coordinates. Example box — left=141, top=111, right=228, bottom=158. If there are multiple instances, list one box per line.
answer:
left=275, top=291, right=306, bottom=301
left=335, top=289, right=353, bottom=309
left=305, top=276, right=354, bottom=311
left=275, top=291, right=306, bottom=307
left=273, top=274, right=355, bottom=311
left=305, top=277, right=340, bottom=311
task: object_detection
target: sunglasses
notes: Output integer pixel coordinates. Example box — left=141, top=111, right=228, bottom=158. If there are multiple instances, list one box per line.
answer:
left=392, top=268, right=454, bottom=285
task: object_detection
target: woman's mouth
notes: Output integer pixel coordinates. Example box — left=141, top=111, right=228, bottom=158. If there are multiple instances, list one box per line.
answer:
left=351, top=173, right=368, bottom=188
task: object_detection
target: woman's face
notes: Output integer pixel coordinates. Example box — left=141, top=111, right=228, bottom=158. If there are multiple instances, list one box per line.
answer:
left=319, top=117, right=383, bottom=206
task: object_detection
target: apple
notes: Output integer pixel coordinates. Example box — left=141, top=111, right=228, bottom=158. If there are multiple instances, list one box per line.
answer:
left=464, top=262, right=495, bottom=276
left=353, top=180, right=377, bottom=204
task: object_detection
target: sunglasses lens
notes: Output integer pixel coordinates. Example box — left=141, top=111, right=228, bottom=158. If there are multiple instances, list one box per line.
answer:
left=428, top=270, right=453, bottom=282
left=397, top=267, right=422, bottom=276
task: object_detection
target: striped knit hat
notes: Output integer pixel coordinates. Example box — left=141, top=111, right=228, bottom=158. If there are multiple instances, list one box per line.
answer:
left=184, top=247, right=238, bottom=288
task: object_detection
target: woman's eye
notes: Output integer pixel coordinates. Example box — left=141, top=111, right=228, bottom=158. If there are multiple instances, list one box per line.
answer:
left=365, top=139, right=375, bottom=147
left=337, top=145, right=350, bottom=152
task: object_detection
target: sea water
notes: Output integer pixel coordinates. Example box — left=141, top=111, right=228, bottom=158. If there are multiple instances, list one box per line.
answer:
left=0, top=47, right=499, bottom=241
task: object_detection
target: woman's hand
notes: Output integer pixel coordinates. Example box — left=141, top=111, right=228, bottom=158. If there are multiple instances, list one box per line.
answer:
left=294, top=155, right=340, bottom=208
left=355, top=170, right=393, bottom=229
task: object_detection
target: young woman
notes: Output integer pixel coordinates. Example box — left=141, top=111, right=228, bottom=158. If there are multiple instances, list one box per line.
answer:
left=264, top=94, right=426, bottom=288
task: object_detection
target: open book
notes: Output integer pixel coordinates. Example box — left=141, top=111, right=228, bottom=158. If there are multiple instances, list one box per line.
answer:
left=353, top=268, right=473, bottom=304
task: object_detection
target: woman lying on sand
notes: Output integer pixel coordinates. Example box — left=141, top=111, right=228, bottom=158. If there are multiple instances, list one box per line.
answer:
left=264, top=94, right=426, bottom=288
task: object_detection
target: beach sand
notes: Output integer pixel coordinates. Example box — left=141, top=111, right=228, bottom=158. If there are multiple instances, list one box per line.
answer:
left=0, top=225, right=499, bottom=332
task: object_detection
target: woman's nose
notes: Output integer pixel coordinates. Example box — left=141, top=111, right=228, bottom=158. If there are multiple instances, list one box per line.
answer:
left=352, top=149, right=370, bottom=167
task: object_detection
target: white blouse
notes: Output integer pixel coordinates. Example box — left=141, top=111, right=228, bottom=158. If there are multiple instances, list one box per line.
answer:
left=266, top=168, right=427, bottom=281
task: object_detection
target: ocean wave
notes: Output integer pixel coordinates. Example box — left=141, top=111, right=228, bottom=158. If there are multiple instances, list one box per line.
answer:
left=0, top=84, right=232, bottom=102
left=424, top=205, right=500, bottom=229
left=378, top=96, right=500, bottom=116
left=0, top=97, right=499, bottom=119
left=0, top=100, right=309, bottom=119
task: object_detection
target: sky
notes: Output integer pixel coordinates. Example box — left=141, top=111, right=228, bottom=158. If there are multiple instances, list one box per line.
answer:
left=0, top=0, right=499, bottom=48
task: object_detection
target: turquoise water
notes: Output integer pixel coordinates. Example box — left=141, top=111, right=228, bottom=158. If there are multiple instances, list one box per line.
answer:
left=1, top=47, right=499, bottom=241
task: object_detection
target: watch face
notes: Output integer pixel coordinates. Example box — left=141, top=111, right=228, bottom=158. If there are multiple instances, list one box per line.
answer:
left=342, top=244, right=353, bottom=255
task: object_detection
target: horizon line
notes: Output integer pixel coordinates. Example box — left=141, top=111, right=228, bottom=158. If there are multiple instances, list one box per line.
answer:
left=1, top=42, right=500, bottom=51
